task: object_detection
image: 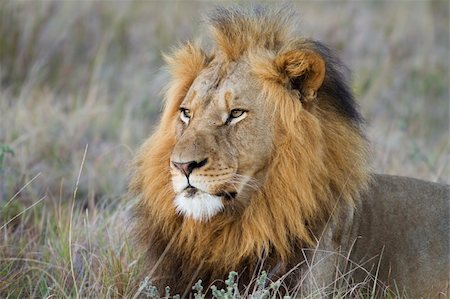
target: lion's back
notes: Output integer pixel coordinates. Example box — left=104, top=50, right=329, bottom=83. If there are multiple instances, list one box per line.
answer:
left=350, top=174, right=449, bottom=297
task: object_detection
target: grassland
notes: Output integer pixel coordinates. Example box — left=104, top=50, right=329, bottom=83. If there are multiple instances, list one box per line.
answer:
left=0, top=1, right=448, bottom=298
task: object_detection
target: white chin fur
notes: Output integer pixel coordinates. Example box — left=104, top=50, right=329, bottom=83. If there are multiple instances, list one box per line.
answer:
left=174, top=193, right=224, bottom=222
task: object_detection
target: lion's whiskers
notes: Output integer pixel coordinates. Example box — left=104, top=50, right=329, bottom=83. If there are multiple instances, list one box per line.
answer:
left=228, top=174, right=261, bottom=191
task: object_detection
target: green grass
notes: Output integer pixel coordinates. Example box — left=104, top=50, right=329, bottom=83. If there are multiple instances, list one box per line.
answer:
left=0, top=0, right=448, bottom=298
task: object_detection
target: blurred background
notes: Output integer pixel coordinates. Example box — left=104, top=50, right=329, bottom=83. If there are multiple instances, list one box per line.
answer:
left=0, top=1, right=448, bottom=297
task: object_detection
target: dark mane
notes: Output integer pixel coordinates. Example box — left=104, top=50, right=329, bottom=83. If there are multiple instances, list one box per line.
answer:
left=312, top=41, right=363, bottom=124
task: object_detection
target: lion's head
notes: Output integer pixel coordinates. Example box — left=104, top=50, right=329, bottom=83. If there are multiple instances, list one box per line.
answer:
left=131, top=7, right=370, bottom=292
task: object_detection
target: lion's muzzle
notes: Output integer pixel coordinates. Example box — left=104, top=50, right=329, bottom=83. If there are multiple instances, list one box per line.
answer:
left=172, top=158, right=208, bottom=178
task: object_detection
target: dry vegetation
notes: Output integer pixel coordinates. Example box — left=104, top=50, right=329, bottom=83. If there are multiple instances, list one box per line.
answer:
left=0, top=1, right=448, bottom=298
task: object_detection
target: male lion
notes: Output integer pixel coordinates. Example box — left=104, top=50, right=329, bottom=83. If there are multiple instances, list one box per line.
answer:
left=131, top=7, right=449, bottom=298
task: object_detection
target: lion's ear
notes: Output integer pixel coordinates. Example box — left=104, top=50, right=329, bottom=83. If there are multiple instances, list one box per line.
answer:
left=274, top=49, right=325, bottom=103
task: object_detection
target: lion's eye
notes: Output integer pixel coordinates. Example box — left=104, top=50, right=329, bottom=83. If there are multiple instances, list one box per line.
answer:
left=227, top=109, right=247, bottom=125
left=230, top=109, right=244, bottom=118
left=180, top=108, right=191, bottom=123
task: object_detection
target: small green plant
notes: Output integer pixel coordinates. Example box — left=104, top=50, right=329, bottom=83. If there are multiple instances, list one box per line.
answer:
left=137, top=276, right=160, bottom=298
left=137, top=271, right=290, bottom=299
left=210, top=271, right=239, bottom=299
left=192, top=280, right=205, bottom=299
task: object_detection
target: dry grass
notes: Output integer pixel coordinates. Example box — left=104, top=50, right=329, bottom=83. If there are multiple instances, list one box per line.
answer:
left=0, top=1, right=448, bottom=298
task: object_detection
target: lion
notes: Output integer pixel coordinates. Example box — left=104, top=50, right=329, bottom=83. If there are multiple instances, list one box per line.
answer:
left=130, top=7, right=449, bottom=298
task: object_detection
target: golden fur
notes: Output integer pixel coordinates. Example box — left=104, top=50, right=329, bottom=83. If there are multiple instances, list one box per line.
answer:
left=130, top=7, right=371, bottom=295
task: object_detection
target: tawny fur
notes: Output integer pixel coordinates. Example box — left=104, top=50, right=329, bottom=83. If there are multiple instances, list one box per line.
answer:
left=131, top=7, right=369, bottom=296
left=130, top=7, right=372, bottom=295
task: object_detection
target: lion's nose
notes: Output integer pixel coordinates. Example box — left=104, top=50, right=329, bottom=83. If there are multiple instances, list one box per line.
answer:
left=172, top=158, right=208, bottom=177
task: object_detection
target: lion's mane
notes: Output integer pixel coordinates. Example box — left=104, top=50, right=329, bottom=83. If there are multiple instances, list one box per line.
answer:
left=130, top=7, right=370, bottom=294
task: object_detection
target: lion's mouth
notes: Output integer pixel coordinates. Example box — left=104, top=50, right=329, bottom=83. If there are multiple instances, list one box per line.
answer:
left=184, top=186, right=199, bottom=198
left=174, top=182, right=242, bottom=221
left=182, top=186, right=237, bottom=201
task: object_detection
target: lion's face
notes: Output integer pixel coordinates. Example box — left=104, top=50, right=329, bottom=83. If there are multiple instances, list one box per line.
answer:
left=170, top=61, right=273, bottom=221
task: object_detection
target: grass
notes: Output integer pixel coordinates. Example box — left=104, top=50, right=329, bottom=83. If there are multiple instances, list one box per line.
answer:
left=0, top=1, right=448, bottom=298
